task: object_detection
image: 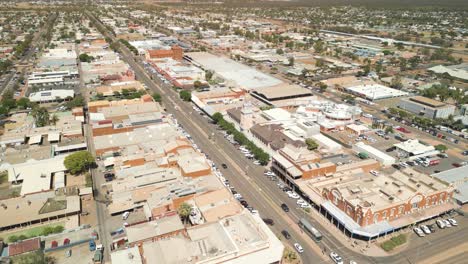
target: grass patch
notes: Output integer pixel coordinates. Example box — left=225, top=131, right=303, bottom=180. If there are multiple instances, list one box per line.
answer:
left=380, top=234, right=407, bottom=252
left=0, top=171, right=7, bottom=184
left=11, top=250, right=56, bottom=264
left=2, top=223, right=64, bottom=243
left=85, top=172, right=93, bottom=187
left=39, top=198, right=67, bottom=214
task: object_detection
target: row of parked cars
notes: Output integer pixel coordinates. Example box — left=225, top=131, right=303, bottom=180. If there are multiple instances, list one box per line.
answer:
left=413, top=218, right=458, bottom=237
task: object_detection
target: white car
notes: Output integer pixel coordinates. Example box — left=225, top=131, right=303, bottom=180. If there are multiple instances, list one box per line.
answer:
left=330, top=252, right=344, bottom=264
left=233, top=194, right=242, bottom=200
left=287, top=191, right=300, bottom=199
left=443, top=219, right=452, bottom=227
left=447, top=218, right=458, bottom=226
left=413, top=227, right=425, bottom=237
left=369, top=170, right=379, bottom=176
left=253, top=160, right=261, bottom=165
left=436, top=219, right=446, bottom=229
left=294, top=243, right=304, bottom=254
left=420, top=225, right=431, bottom=234
left=300, top=203, right=312, bottom=209
left=296, top=199, right=306, bottom=205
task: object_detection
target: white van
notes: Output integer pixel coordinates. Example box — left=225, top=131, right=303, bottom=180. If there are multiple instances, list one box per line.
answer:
left=122, top=211, right=130, bottom=220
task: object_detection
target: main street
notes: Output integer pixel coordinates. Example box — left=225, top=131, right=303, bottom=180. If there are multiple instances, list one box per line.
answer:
left=88, top=11, right=468, bottom=264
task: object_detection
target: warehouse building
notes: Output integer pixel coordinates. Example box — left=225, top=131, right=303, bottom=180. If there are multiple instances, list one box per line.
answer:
left=398, top=96, right=455, bottom=119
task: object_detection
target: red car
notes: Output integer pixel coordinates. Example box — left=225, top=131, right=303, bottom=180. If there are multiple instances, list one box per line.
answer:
left=396, top=127, right=411, bottom=133
left=452, top=163, right=462, bottom=167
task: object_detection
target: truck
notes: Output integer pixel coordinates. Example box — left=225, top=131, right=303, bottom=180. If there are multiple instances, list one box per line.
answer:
left=422, top=158, right=440, bottom=167
left=93, top=250, right=103, bottom=264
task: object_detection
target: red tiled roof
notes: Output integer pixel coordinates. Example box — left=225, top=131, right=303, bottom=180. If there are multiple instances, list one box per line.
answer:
left=8, top=238, right=41, bottom=256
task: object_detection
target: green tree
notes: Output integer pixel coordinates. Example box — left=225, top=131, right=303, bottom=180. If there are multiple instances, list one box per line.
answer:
left=288, top=57, right=294, bottom=66
left=305, top=138, right=319, bottom=151
left=435, top=144, right=448, bottom=153
left=385, top=126, right=394, bottom=134
left=318, top=82, right=328, bottom=93
left=193, top=80, right=203, bottom=90
left=212, top=112, right=223, bottom=124
left=64, top=151, right=95, bottom=175
left=276, top=48, right=284, bottom=55
left=31, top=107, right=49, bottom=127
left=178, top=202, right=192, bottom=224
left=16, top=97, right=30, bottom=109
left=79, top=53, right=94, bottom=63
left=152, top=93, right=162, bottom=102
left=390, top=75, right=403, bottom=89
left=205, top=70, right=213, bottom=81
left=179, top=90, right=191, bottom=102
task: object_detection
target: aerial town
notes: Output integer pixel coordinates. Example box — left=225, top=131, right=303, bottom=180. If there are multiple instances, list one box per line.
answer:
left=0, top=0, right=467, bottom=264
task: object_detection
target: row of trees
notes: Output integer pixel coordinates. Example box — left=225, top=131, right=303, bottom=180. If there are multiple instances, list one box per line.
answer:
left=119, top=39, right=138, bottom=55
left=388, top=107, right=465, bottom=131
left=212, top=112, right=270, bottom=165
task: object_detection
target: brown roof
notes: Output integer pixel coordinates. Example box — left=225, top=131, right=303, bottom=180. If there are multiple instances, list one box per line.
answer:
left=409, top=96, right=446, bottom=108
left=251, top=124, right=306, bottom=151
left=8, top=238, right=41, bottom=256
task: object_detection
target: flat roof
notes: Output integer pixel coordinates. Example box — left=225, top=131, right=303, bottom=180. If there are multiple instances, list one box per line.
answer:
left=110, top=247, right=143, bottom=264
left=432, top=165, right=468, bottom=183
left=345, top=84, right=408, bottom=100
left=7, top=155, right=68, bottom=196
left=125, top=214, right=184, bottom=244
left=409, top=96, right=446, bottom=108
left=394, top=139, right=435, bottom=155
left=186, top=52, right=282, bottom=90
left=252, top=83, right=312, bottom=101
left=0, top=193, right=80, bottom=229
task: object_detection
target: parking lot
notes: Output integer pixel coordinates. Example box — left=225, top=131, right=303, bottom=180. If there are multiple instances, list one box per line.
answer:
left=46, top=243, right=95, bottom=264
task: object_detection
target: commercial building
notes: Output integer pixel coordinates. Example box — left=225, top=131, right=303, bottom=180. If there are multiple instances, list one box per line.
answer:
left=393, top=139, right=437, bottom=158
left=353, top=142, right=396, bottom=166
left=29, top=89, right=74, bottom=103
left=398, top=96, right=456, bottom=119
left=140, top=212, right=284, bottom=264
left=145, top=45, right=183, bottom=61
left=297, top=167, right=455, bottom=239
left=428, top=64, right=468, bottom=82
left=432, top=166, right=468, bottom=205
left=0, top=192, right=80, bottom=231
left=345, top=84, right=408, bottom=101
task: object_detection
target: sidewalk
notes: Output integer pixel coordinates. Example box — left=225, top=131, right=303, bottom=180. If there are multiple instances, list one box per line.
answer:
left=307, top=206, right=406, bottom=257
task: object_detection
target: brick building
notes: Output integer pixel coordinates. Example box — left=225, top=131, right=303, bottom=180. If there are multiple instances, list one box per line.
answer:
left=145, top=45, right=183, bottom=61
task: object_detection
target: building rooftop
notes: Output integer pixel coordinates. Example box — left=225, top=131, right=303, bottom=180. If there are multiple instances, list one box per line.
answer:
left=345, top=84, right=408, bottom=100
left=110, top=246, right=143, bottom=264
left=125, top=214, right=184, bottom=244
left=186, top=52, right=282, bottom=90
left=8, top=238, right=41, bottom=256
left=394, top=139, right=435, bottom=156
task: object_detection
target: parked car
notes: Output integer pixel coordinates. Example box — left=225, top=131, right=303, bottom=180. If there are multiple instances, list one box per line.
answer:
left=443, top=219, right=452, bottom=227
left=427, top=224, right=436, bottom=233
left=330, top=252, right=344, bottom=264
left=287, top=191, right=300, bottom=199
left=420, top=225, right=431, bottom=234
left=122, top=211, right=130, bottom=220
left=281, top=203, right=290, bottom=212
left=294, top=243, right=304, bottom=254
left=413, top=227, right=425, bottom=237
left=447, top=218, right=458, bottom=226
left=262, top=218, right=274, bottom=225
left=436, top=220, right=446, bottom=229
left=221, top=163, right=228, bottom=169
left=281, top=230, right=291, bottom=239
left=66, top=249, right=72, bottom=257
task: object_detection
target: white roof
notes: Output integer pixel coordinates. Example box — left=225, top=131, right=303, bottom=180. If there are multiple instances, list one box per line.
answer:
left=110, top=247, right=143, bottom=264
left=48, top=132, right=61, bottom=142
left=7, top=155, right=68, bottom=195
left=187, top=52, right=282, bottom=90
left=429, top=65, right=468, bottom=81
left=354, top=142, right=396, bottom=165
left=262, top=108, right=291, bottom=121
left=29, top=90, right=74, bottom=102
left=54, top=171, right=65, bottom=190
left=28, top=135, right=42, bottom=145
left=346, top=84, right=408, bottom=100
left=89, top=112, right=106, bottom=121
left=312, top=133, right=342, bottom=151
left=394, top=139, right=435, bottom=155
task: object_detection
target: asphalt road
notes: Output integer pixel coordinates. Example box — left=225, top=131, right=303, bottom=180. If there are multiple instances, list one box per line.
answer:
left=89, top=12, right=468, bottom=264
left=0, top=14, right=55, bottom=96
